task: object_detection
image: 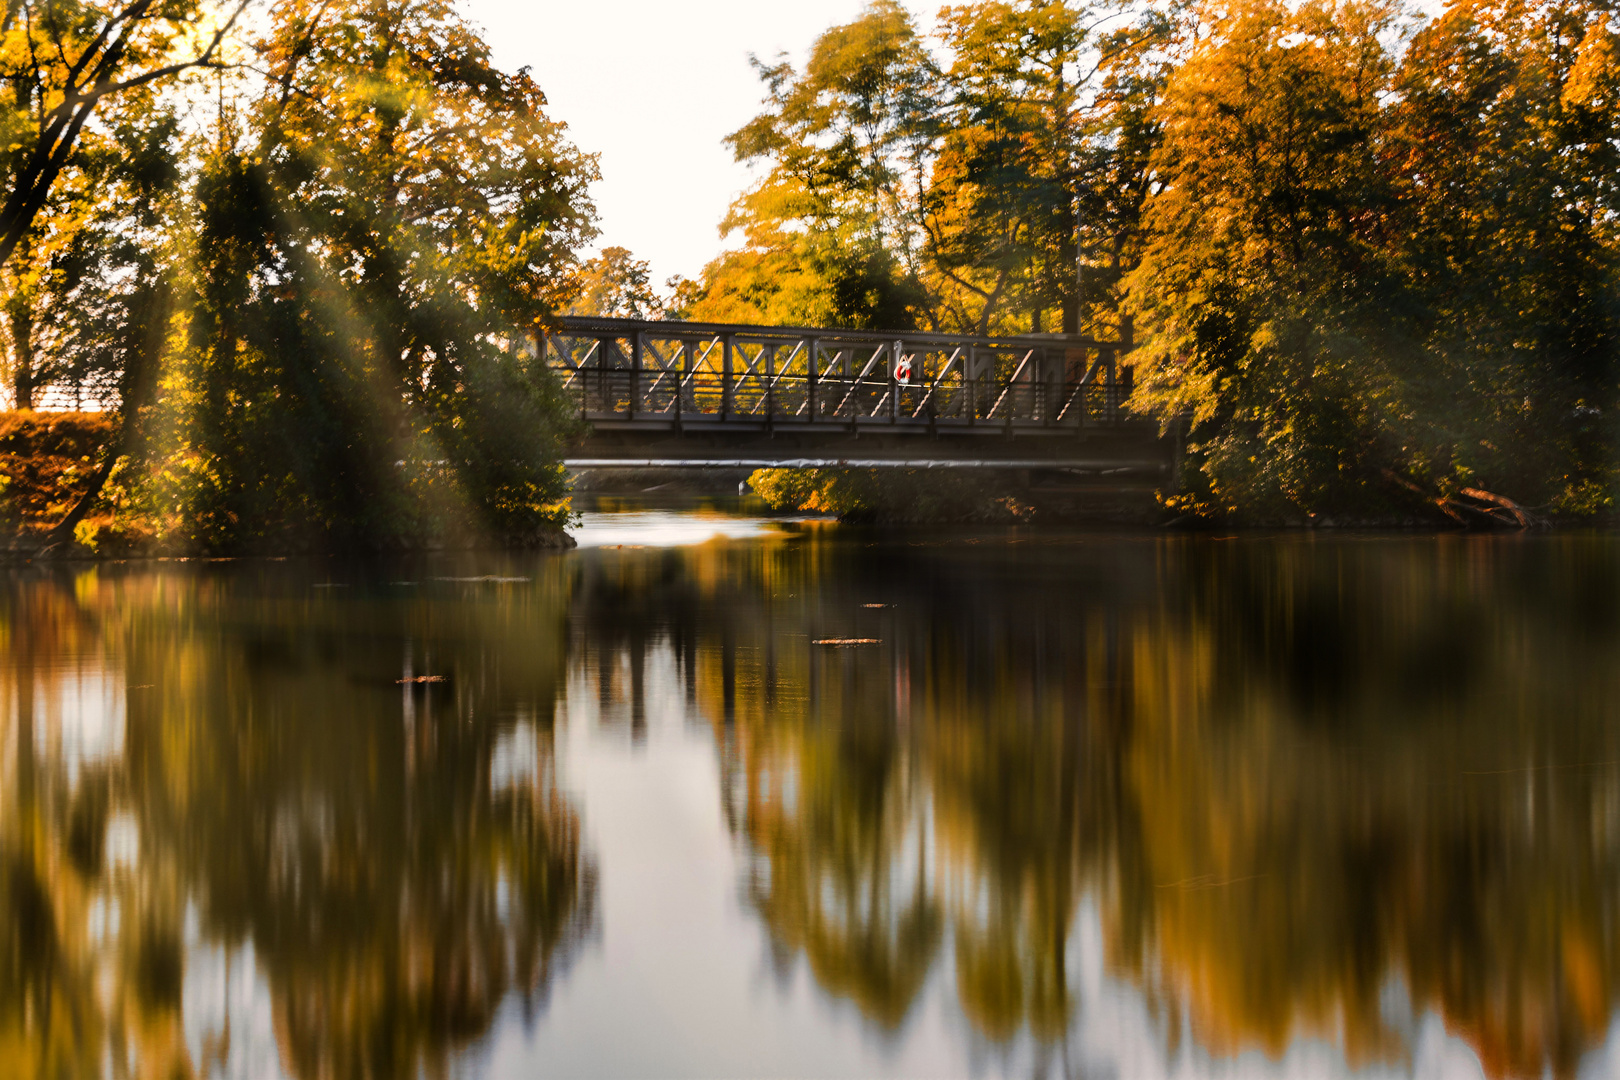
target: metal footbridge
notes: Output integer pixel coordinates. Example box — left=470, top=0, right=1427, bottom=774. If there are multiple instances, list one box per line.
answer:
left=545, top=316, right=1170, bottom=474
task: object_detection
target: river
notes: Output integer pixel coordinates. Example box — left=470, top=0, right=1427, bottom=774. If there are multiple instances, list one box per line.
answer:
left=2, top=506, right=1619, bottom=1078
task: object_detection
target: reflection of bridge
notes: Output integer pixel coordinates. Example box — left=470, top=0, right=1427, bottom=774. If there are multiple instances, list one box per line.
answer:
left=545, top=316, right=1170, bottom=473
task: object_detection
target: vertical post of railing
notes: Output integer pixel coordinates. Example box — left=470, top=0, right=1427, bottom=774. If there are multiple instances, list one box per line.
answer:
left=891, top=339, right=903, bottom=422
left=966, top=347, right=976, bottom=426
left=630, top=331, right=642, bottom=418
left=1039, top=347, right=1049, bottom=425
left=1044, top=347, right=1057, bottom=425
left=1107, top=348, right=1117, bottom=421
left=558, top=332, right=582, bottom=419
left=764, top=343, right=775, bottom=423
left=573, top=336, right=584, bottom=418
left=674, top=338, right=686, bottom=431
left=1052, top=347, right=1062, bottom=422
left=1119, top=345, right=1134, bottom=418
left=1051, top=347, right=1063, bottom=424
left=848, top=346, right=861, bottom=434
left=597, top=337, right=609, bottom=417
left=807, top=337, right=819, bottom=421
left=683, top=338, right=696, bottom=417
left=1032, top=348, right=1041, bottom=423
left=1005, top=349, right=1016, bottom=436
left=1079, top=345, right=1091, bottom=429
left=721, top=333, right=734, bottom=419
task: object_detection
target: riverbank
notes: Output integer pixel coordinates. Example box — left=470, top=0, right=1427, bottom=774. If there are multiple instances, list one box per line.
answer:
left=0, top=415, right=1577, bottom=564
left=1, top=528, right=578, bottom=564
left=0, top=409, right=580, bottom=561
left=740, top=465, right=1568, bottom=530
left=743, top=465, right=1158, bottom=525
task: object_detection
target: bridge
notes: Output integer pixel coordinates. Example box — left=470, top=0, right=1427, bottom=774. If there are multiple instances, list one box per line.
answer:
left=545, top=316, right=1171, bottom=476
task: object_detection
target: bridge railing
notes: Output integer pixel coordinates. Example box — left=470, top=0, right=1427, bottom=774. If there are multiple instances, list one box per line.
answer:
left=543, top=316, right=1134, bottom=431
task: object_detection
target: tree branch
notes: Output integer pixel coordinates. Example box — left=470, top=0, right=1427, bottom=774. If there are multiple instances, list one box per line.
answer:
left=0, top=0, right=252, bottom=272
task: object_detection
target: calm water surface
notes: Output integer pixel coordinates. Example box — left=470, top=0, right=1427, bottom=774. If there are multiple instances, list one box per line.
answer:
left=4, top=515, right=1620, bottom=1078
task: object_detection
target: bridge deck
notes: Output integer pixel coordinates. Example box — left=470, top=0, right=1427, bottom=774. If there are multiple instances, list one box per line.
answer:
left=546, top=316, right=1166, bottom=470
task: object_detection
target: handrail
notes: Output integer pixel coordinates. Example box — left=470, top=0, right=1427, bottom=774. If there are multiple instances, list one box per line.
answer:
left=548, top=314, right=1123, bottom=353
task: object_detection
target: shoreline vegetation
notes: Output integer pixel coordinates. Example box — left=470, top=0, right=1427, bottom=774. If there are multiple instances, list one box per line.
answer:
left=0, top=410, right=1562, bottom=565
left=0, top=410, right=578, bottom=559
left=1, top=0, right=1616, bottom=552
left=745, top=465, right=1559, bottom=529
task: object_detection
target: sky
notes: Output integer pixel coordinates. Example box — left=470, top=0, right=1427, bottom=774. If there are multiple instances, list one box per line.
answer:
left=458, top=1, right=1448, bottom=291
left=460, top=0, right=920, bottom=289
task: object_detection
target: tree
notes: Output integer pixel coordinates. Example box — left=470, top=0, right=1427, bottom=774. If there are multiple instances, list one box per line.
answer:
left=730, top=0, right=1166, bottom=517
left=696, top=0, right=936, bottom=330
left=1386, top=0, right=1620, bottom=511
left=1120, top=0, right=1620, bottom=521
left=0, top=0, right=248, bottom=273
left=1124, top=0, right=1417, bottom=519
left=1077, top=5, right=1186, bottom=343
left=36, top=88, right=183, bottom=544
left=682, top=177, right=925, bottom=329
left=705, top=0, right=1173, bottom=338
left=0, top=0, right=232, bottom=540
left=568, top=246, right=661, bottom=319
left=925, top=1, right=1086, bottom=334
left=143, top=0, right=598, bottom=551
left=0, top=5, right=198, bottom=410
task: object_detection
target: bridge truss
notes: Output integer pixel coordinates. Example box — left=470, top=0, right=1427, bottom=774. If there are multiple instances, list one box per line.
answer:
left=542, top=316, right=1167, bottom=471
left=545, top=316, right=1134, bottom=431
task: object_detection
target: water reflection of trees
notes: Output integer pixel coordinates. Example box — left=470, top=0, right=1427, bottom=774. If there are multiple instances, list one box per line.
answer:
left=573, top=534, right=1620, bottom=1078
left=7, top=536, right=1619, bottom=1077
left=0, top=563, right=595, bottom=1078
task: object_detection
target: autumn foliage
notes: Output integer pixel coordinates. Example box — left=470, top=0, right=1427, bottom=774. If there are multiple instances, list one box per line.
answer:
left=0, top=410, right=111, bottom=538
left=0, top=0, right=595, bottom=554
left=688, top=0, right=1620, bottom=523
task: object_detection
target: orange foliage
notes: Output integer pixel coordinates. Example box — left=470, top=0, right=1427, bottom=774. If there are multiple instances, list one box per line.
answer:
left=0, top=410, right=112, bottom=534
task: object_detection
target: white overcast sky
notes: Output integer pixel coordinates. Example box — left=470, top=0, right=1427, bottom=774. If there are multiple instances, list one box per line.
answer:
left=460, top=0, right=924, bottom=288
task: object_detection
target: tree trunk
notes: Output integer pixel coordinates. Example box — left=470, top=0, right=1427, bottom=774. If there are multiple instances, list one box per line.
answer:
left=43, top=279, right=171, bottom=550
left=8, top=299, right=33, bottom=409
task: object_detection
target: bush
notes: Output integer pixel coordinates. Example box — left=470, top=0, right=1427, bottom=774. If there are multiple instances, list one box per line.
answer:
left=0, top=411, right=114, bottom=535
left=748, top=467, right=1037, bottom=523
